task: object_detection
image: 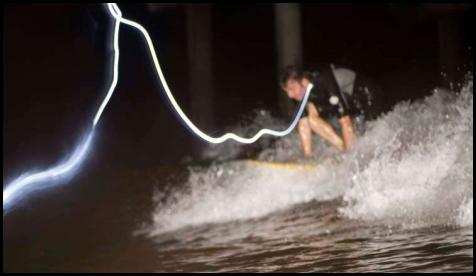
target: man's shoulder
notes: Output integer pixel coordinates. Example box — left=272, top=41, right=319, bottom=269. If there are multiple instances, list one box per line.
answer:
left=333, top=68, right=356, bottom=92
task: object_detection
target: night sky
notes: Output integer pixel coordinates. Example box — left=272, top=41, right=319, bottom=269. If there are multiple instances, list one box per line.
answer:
left=3, top=4, right=473, bottom=186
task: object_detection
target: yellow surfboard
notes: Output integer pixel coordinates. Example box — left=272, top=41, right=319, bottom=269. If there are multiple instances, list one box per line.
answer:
left=243, top=159, right=317, bottom=171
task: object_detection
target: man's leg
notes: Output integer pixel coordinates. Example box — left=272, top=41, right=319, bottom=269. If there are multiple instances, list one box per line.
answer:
left=339, top=115, right=355, bottom=150
left=308, top=115, right=345, bottom=151
left=306, top=103, right=345, bottom=151
left=298, top=117, right=312, bottom=157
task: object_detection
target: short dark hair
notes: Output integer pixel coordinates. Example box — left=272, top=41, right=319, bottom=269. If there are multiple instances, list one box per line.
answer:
left=279, top=65, right=309, bottom=88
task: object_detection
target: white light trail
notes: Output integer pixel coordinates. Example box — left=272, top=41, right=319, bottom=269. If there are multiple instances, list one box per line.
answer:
left=105, top=3, right=312, bottom=143
left=3, top=132, right=94, bottom=210
left=3, top=3, right=311, bottom=211
left=93, top=4, right=121, bottom=127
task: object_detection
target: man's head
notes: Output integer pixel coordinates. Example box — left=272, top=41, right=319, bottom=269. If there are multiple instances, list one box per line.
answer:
left=280, top=65, right=310, bottom=101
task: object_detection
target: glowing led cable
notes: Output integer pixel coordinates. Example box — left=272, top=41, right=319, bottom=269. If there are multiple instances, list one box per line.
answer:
left=3, top=3, right=311, bottom=211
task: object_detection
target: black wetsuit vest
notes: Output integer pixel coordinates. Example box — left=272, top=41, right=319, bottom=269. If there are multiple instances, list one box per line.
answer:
left=300, top=68, right=350, bottom=119
left=298, top=67, right=381, bottom=121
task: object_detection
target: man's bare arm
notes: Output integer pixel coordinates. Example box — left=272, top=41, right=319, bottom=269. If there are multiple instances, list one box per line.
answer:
left=339, top=115, right=355, bottom=150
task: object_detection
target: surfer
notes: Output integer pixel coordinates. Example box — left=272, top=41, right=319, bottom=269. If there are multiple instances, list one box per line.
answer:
left=280, top=64, right=382, bottom=157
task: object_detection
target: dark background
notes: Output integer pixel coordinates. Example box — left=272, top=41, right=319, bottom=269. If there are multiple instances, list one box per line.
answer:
left=3, top=3, right=473, bottom=185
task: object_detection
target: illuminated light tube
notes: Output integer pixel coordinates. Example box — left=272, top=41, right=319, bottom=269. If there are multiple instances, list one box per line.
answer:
left=106, top=3, right=313, bottom=144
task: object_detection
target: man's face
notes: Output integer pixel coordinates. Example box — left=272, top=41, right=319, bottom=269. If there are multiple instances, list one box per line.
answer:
left=283, top=78, right=307, bottom=101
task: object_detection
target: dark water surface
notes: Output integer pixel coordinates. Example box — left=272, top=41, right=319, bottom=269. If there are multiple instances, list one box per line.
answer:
left=3, top=165, right=473, bottom=273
